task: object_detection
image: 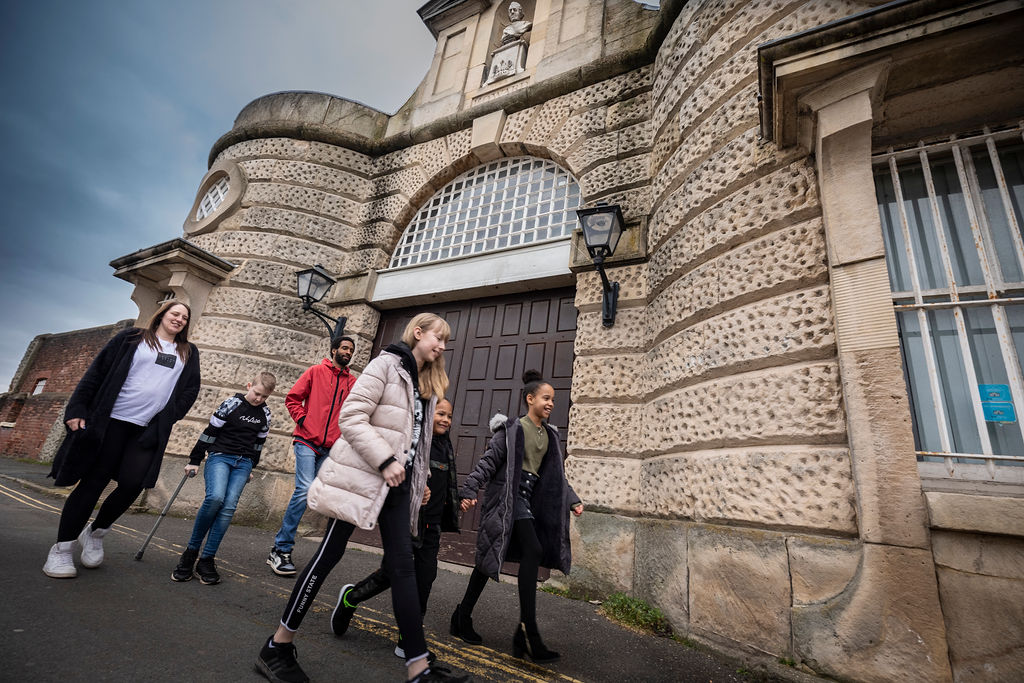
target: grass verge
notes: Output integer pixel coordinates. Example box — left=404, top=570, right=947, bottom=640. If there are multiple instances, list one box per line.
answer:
left=598, top=592, right=673, bottom=636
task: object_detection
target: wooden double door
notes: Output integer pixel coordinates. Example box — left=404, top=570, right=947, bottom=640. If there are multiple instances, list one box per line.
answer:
left=352, top=288, right=577, bottom=566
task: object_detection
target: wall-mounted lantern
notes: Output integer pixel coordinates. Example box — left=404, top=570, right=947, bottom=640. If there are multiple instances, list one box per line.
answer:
left=296, top=264, right=347, bottom=342
left=576, top=205, right=626, bottom=327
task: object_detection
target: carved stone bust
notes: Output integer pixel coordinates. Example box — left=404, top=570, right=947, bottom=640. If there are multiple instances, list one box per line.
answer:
left=501, top=2, right=532, bottom=44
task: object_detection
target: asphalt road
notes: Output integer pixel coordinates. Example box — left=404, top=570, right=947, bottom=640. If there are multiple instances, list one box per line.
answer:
left=1, top=462, right=758, bottom=682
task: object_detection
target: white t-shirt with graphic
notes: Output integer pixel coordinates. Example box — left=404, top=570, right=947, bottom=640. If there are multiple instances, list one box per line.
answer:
left=110, top=337, right=186, bottom=426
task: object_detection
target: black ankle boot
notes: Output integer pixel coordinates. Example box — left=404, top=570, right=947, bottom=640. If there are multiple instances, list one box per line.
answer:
left=449, top=603, right=483, bottom=645
left=512, top=622, right=559, bottom=663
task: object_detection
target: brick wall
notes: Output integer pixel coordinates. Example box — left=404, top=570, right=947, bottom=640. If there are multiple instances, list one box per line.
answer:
left=0, top=320, right=133, bottom=460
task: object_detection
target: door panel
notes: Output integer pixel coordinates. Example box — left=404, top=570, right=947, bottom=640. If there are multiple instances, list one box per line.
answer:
left=348, top=288, right=576, bottom=566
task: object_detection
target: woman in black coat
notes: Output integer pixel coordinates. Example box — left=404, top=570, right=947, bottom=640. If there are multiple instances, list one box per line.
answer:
left=450, top=370, right=583, bottom=663
left=43, top=299, right=201, bottom=579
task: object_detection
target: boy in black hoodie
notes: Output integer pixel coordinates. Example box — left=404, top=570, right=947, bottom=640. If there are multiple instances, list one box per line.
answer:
left=329, top=398, right=459, bottom=657
left=171, top=371, right=275, bottom=584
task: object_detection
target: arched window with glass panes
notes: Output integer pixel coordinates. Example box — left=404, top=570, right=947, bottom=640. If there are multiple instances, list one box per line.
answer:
left=389, top=157, right=583, bottom=269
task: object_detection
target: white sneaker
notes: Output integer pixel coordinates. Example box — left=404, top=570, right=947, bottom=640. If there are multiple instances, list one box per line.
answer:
left=394, top=643, right=405, bottom=659
left=43, top=541, right=77, bottom=578
left=78, top=525, right=109, bottom=568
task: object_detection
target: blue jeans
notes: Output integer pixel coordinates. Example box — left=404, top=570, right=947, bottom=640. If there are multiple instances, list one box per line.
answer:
left=188, top=453, right=253, bottom=558
left=273, top=442, right=327, bottom=553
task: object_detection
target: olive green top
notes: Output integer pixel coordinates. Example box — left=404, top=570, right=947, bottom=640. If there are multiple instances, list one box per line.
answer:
left=520, top=416, right=548, bottom=475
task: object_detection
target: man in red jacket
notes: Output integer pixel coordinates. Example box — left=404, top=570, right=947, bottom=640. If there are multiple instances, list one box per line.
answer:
left=267, top=336, right=356, bottom=576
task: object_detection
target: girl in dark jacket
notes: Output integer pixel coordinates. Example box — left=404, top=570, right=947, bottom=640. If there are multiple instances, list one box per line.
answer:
left=43, top=300, right=201, bottom=578
left=451, top=370, right=583, bottom=662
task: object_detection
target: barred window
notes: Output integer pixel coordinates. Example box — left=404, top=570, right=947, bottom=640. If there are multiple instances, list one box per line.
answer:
left=389, top=157, right=583, bottom=269
left=195, top=176, right=230, bottom=221
left=875, top=124, right=1024, bottom=482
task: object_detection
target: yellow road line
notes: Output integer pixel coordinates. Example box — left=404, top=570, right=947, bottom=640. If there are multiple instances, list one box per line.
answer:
left=0, top=482, right=62, bottom=513
left=3, top=480, right=584, bottom=682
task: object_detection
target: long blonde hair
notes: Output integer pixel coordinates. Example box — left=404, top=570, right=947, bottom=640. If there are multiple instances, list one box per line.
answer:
left=402, top=313, right=450, bottom=400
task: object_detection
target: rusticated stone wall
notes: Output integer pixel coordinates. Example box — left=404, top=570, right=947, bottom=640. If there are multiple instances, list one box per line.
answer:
left=568, top=2, right=870, bottom=530
left=178, top=138, right=380, bottom=484
left=559, top=0, right=948, bottom=679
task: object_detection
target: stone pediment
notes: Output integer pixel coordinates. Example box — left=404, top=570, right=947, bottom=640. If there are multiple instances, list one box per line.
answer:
left=417, top=0, right=490, bottom=38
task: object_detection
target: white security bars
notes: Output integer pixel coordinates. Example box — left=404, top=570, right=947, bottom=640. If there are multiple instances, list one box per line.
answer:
left=389, top=157, right=582, bottom=269
left=874, top=123, right=1024, bottom=483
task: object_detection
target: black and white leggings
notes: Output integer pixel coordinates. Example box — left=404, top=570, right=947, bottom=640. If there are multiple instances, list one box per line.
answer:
left=278, top=482, right=428, bottom=663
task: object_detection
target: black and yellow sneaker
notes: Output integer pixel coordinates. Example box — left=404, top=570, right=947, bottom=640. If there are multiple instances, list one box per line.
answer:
left=330, top=583, right=356, bottom=636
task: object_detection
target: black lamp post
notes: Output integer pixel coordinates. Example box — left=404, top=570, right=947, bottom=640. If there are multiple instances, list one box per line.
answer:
left=576, top=205, right=625, bottom=327
left=296, top=264, right=347, bottom=342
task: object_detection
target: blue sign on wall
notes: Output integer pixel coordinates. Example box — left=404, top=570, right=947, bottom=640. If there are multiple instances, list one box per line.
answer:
left=979, top=384, right=1012, bottom=402
left=982, top=402, right=1017, bottom=423
left=978, top=384, right=1015, bottom=422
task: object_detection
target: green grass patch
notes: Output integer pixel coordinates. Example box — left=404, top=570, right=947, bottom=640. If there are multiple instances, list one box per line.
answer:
left=673, top=635, right=697, bottom=648
left=598, top=592, right=672, bottom=636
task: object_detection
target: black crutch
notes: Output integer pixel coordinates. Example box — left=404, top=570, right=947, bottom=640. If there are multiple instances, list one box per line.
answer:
left=134, top=469, right=195, bottom=560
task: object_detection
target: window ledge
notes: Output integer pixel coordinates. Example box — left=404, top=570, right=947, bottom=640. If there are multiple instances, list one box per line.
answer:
left=924, top=487, right=1024, bottom=538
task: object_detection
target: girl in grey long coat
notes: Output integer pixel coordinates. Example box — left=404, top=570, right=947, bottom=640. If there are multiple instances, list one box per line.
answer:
left=451, top=369, right=583, bottom=664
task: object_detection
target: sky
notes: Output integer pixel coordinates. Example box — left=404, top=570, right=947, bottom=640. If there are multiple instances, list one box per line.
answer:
left=0, top=0, right=436, bottom=391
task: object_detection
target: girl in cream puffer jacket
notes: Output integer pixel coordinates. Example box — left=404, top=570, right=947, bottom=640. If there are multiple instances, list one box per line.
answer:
left=256, top=314, right=462, bottom=683
left=307, top=347, right=432, bottom=533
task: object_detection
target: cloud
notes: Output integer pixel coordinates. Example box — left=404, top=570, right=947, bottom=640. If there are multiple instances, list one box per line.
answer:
left=0, top=0, right=436, bottom=391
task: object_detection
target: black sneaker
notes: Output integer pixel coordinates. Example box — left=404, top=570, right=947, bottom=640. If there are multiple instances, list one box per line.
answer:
left=330, top=583, right=356, bottom=636
left=267, top=548, right=296, bottom=577
left=171, top=548, right=198, bottom=582
left=256, top=636, right=309, bottom=683
left=410, top=667, right=470, bottom=682
left=393, top=636, right=439, bottom=665
left=195, top=556, right=221, bottom=585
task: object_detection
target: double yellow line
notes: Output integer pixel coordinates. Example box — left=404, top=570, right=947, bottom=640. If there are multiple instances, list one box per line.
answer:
left=1, top=480, right=583, bottom=682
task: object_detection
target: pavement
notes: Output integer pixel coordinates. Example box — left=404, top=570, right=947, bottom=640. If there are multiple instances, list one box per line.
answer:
left=0, top=456, right=803, bottom=683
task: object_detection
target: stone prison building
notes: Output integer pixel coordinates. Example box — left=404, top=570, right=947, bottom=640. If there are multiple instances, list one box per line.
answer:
left=3, top=1, right=1023, bottom=680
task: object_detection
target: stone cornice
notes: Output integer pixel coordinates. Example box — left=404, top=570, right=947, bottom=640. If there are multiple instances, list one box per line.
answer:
left=109, top=238, right=235, bottom=279
left=417, top=0, right=491, bottom=38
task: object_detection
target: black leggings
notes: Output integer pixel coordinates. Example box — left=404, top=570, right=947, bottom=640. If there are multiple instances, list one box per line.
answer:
left=460, top=518, right=542, bottom=630
left=349, top=522, right=442, bottom=616
left=279, top=483, right=429, bottom=662
left=57, top=419, right=147, bottom=542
